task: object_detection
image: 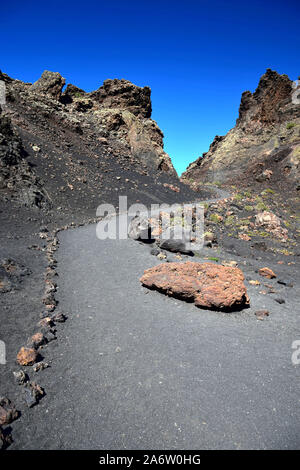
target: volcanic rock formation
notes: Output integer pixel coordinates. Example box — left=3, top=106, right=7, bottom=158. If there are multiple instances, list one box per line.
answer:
left=0, top=69, right=200, bottom=218
left=182, top=69, right=300, bottom=192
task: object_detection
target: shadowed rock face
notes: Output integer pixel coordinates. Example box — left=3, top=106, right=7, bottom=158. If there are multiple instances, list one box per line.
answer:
left=181, top=69, right=300, bottom=190
left=140, top=261, right=250, bottom=311
left=0, top=109, right=46, bottom=207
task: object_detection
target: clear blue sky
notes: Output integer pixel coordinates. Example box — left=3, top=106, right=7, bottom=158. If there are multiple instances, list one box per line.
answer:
left=1, top=0, right=299, bottom=174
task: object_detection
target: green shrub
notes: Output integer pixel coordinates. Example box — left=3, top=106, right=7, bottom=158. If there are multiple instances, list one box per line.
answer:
left=286, top=122, right=296, bottom=129
left=225, top=216, right=235, bottom=226
left=255, top=202, right=268, bottom=211
left=209, top=213, right=222, bottom=223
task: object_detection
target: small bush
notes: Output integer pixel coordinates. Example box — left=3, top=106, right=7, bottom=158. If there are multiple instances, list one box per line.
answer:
left=286, top=122, right=296, bottom=129
left=209, top=213, right=222, bottom=223
left=255, top=202, right=268, bottom=211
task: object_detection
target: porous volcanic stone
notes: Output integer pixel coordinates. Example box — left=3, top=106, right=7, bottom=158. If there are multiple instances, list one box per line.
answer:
left=16, top=347, right=38, bottom=366
left=140, top=262, right=250, bottom=311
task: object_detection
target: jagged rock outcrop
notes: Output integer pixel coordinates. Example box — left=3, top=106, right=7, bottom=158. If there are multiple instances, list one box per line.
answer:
left=0, top=69, right=199, bottom=217
left=30, top=71, right=66, bottom=100
left=89, top=78, right=152, bottom=118
left=182, top=69, right=300, bottom=190
left=2, top=70, right=175, bottom=176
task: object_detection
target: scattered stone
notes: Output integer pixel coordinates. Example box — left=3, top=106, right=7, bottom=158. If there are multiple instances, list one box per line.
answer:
left=27, top=332, right=47, bottom=349
left=41, top=330, right=56, bottom=343
left=23, top=382, right=45, bottom=408
left=13, top=370, right=28, bottom=385
left=255, top=211, right=288, bottom=241
left=249, top=280, right=261, bottom=285
left=277, top=279, right=293, bottom=287
left=222, top=260, right=238, bottom=267
left=140, top=262, right=250, bottom=311
left=238, top=233, right=251, bottom=241
left=255, top=309, right=270, bottom=320
left=128, top=216, right=154, bottom=242
left=38, top=317, right=55, bottom=329
left=157, top=252, right=167, bottom=260
left=0, top=398, right=18, bottom=425
left=163, top=183, right=180, bottom=192
left=275, top=298, right=285, bottom=304
left=159, top=231, right=194, bottom=256
left=0, top=426, right=13, bottom=449
left=150, top=247, right=160, bottom=256
left=259, top=267, right=276, bottom=279
left=16, top=347, right=38, bottom=366
left=33, top=361, right=49, bottom=372
left=52, top=312, right=67, bottom=323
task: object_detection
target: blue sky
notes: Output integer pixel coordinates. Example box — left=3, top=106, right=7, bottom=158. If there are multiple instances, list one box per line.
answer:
left=1, top=0, right=299, bottom=174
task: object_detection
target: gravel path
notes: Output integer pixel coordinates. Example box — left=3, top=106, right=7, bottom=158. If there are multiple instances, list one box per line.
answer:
left=10, top=210, right=300, bottom=450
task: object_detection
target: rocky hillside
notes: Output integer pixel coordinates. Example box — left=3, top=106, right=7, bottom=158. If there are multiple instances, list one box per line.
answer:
left=0, top=70, right=200, bottom=223
left=182, top=69, right=300, bottom=194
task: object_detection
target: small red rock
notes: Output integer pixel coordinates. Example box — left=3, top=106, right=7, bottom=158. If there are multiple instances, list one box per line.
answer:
left=259, top=267, right=276, bottom=279
left=28, top=332, right=46, bottom=349
left=16, top=347, right=38, bottom=366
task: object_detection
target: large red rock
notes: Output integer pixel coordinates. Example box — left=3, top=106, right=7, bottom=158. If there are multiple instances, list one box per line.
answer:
left=140, top=262, right=250, bottom=311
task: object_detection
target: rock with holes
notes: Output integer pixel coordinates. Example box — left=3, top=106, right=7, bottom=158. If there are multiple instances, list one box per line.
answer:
left=16, top=347, right=38, bottom=366
left=140, top=261, right=250, bottom=311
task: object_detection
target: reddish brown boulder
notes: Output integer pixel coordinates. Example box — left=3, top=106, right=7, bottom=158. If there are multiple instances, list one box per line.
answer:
left=16, top=347, right=38, bottom=366
left=140, top=262, right=250, bottom=311
left=27, top=332, right=46, bottom=349
left=259, top=267, right=276, bottom=279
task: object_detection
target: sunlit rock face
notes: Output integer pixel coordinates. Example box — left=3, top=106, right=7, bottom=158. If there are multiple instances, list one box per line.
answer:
left=181, top=69, right=300, bottom=191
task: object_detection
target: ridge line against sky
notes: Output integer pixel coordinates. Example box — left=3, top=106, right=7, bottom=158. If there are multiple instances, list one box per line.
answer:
left=1, top=0, right=299, bottom=175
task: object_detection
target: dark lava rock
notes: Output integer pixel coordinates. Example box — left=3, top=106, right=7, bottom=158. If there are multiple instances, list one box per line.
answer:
left=23, top=382, right=45, bottom=408
left=274, top=298, right=285, bottom=304
left=277, top=279, right=293, bottom=287
left=51, top=312, right=67, bottom=323
left=0, top=398, right=19, bottom=426
left=13, top=370, right=28, bottom=385
left=0, top=426, right=13, bottom=449
left=159, top=238, right=194, bottom=256
left=150, top=247, right=160, bottom=256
